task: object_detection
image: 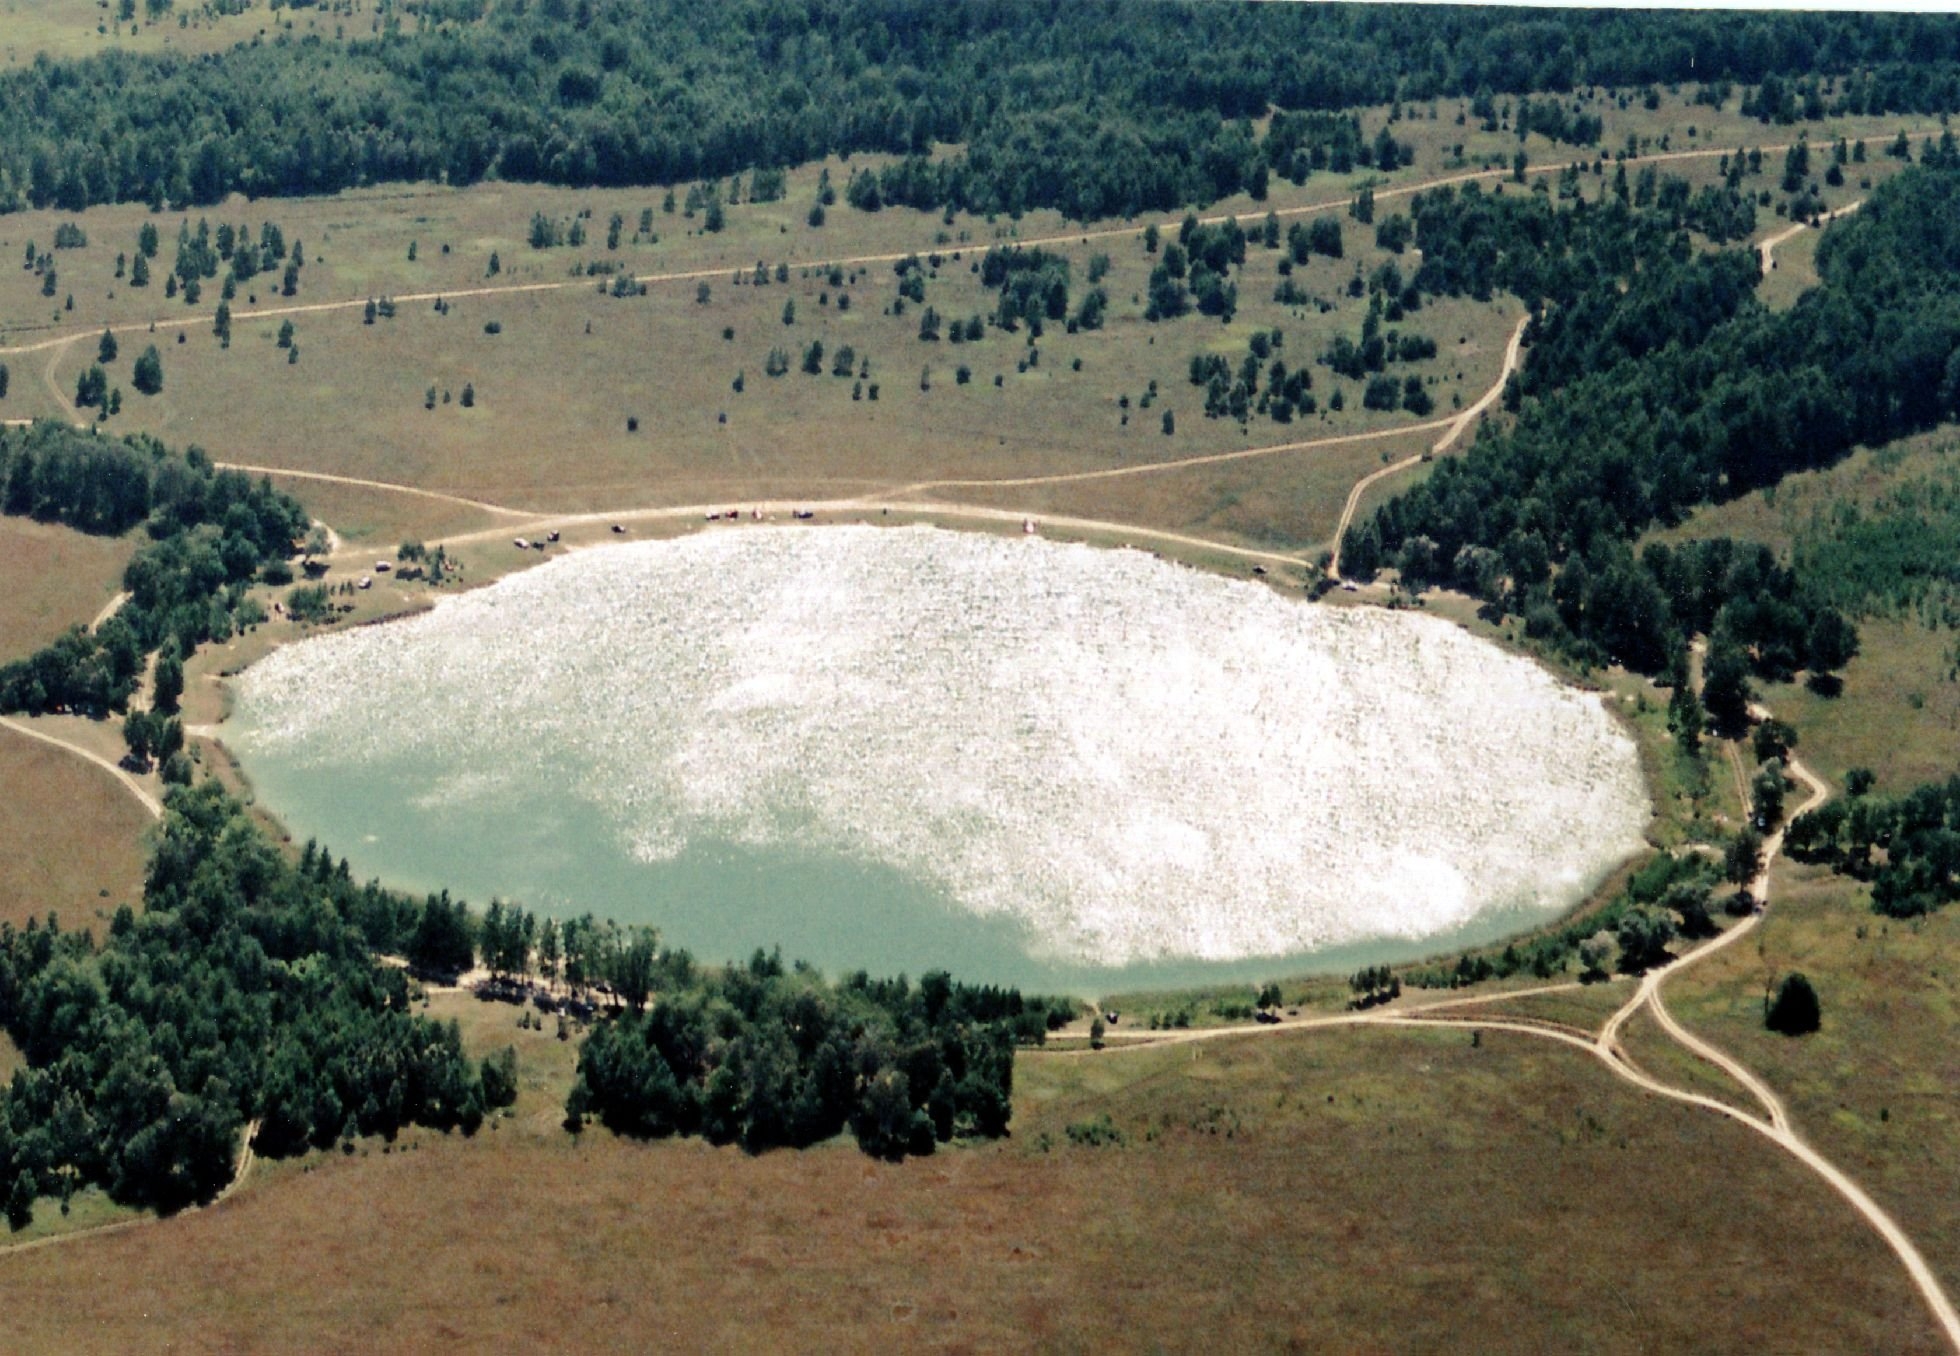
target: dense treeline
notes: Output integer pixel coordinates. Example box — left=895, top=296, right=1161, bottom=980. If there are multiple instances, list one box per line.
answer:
left=4, top=5, right=1960, bottom=222
left=1787, top=776, right=1960, bottom=918
left=0, top=422, right=305, bottom=719
left=568, top=954, right=1065, bottom=1159
left=1345, top=164, right=1960, bottom=692
left=0, top=784, right=496, bottom=1225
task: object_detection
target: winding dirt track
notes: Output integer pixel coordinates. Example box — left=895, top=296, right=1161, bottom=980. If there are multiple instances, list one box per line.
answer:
left=1063, top=710, right=1960, bottom=1351
left=0, top=130, right=1927, bottom=365
left=0, top=715, right=162, bottom=819
left=1326, top=312, right=1528, bottom=579
left=1758, top=199, right=1863, bottom=277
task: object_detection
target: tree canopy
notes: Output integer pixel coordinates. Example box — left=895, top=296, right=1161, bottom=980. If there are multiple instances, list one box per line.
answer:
left=2, top=6, right=1959, bottom=222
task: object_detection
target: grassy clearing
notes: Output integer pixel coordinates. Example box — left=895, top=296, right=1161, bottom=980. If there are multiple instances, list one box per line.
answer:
left=1665, top=857, right=1960, bottom=1304
left=1616, top=1004, right=1762, bottom=1117
left=0, top=0, right=296, bottom=70
left=1652, top=430, right=1960, bottom=793
left=1472, top=980, right=1630, bottom=1033
left=0, top=515, right=133, bottom=655
left=0, top=1019, right=1937, bottom=1352
left=47, top=210, right=1505, bottom=553
left=0, top=725, right=148, bottom=932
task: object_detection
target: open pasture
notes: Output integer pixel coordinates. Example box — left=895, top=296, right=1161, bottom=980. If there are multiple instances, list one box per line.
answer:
left=0, top=1017, right=1939, bottom=1353
left=0, top=725, right=148, bottom=932
left=0, top=513, right=132, bottom=655
left=1665, top=857, right=1960, bottom=1305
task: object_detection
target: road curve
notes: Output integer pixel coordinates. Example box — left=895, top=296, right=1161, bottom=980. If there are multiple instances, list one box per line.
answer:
left=0, top=715, right=162, bottom=820
left=1327, top=313, right=1528, bottom=579
left=1758, top=200, right=1863, bottom=277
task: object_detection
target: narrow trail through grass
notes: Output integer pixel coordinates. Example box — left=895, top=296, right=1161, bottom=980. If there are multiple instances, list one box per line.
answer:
left=0, top=132, right=1923, bottom=365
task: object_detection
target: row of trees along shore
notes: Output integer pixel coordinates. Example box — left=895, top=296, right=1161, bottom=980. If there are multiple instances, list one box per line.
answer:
left=363, top=863, right=1069, bottom=1159
left=6, top=6, right=1960, bottom=220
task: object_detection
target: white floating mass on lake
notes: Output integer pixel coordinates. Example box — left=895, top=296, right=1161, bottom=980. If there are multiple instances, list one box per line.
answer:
left=233, top=525, right=1650, bottom=970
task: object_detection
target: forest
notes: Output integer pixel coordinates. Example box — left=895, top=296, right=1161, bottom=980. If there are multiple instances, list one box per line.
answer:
left=4, top=5, right=1960, bottom=222
left=0, top=783, right=499, bottom=1224
left=1343, top=160, right=1960, bottom=714
left=0, top=422, right=306, bottom=720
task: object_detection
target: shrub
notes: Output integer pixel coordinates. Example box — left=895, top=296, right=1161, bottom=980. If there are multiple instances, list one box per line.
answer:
left=1766, top=973, right=1821, bottom=1035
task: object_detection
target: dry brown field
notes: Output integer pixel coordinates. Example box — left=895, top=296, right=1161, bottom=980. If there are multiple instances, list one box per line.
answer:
left=0, top=728, right=148, bottom=933
left=0, top=514, right=133, bottom=654
left=0, top=1013, right=1941, bottom=1354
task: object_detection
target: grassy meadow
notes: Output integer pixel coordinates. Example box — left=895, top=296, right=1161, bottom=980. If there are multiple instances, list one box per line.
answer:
left=0, top=1010, right=1942, bottom=1353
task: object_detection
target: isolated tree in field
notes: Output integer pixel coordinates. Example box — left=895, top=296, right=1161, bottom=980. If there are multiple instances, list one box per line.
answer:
left=75, top=364, right=108, bottom=408
left=137, top=221, right=159, bottom=259
left=1766, top=973, right=1821, bottom=1035
left=133, top=345, right=164, bottom=394
left=98, top=329, right=118, bottom=364
left=1161, top=409, right=1175, bottom=435
left=460, top=383, right=475, bottom=408
left=214, top=302, right=232, bottom=345
left=277, top=319, right=295, bottom=349
left=781, top=298, right=795, bottom=326
left=6, top=1169, right=33, bottom=1231
left=1806, top=609, right=1859, bottom=680
left=0, top=363, right=9, bottom=399
left=129, top=252, right=150, bottom=288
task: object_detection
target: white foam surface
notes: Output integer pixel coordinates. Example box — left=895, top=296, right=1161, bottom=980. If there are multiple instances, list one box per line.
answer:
left=233, top=526, right=1650, bottom=967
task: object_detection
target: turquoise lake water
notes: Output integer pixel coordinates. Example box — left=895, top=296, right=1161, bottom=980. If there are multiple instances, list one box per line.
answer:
left=230, top=734, right=1604, bottom=998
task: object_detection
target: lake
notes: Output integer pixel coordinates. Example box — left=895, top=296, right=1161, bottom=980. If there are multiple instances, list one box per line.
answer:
left=227, top=525, right=1650, bottom=995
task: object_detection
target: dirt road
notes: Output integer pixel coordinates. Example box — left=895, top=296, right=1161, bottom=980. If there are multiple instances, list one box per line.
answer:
left=1, top=132, right=1926, bottom=365
left=0, top=714, right=162, bottom=819
left=1758, top=200, right=1863, bottom=277
left=1326, top=312, right=1527, bottom=579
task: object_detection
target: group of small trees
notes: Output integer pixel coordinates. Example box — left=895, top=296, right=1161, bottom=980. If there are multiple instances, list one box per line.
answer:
left=568, top=954, right=1064, bottom=1159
